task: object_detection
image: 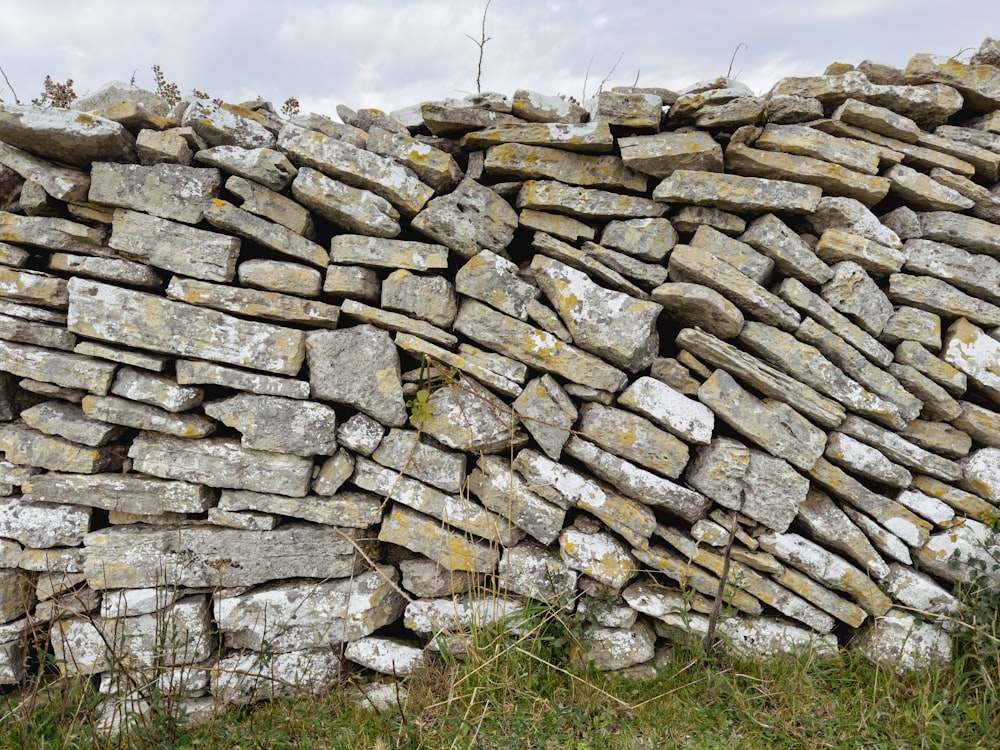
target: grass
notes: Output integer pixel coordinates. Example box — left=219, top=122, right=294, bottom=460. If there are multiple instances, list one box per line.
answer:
left=3, top=595, right=999, bottom=750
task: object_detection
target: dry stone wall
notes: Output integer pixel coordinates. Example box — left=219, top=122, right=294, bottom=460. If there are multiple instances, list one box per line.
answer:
left=2, top=39, right=1000, bottom=723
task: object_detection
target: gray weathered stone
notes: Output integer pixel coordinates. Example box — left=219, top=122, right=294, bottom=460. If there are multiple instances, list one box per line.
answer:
left=796, top=488, right=890, bottom=578
left=821, top=261, right=894, bottom=337
left=20, top=400, right=124, bottom=447
left=653, top=169, right=822, bottom=214
left=885, top=164, right=974, bottom=211
left=599, top=217, right=676, bottom=262
left=739, top=213, right=833, bottom=285
left=89, top=163, right=220, bottom=224
left=194, top=145, right=296, bottom=191
left=182, top=100, right=276, bottom=149
left=838, top=414, right=961, bottom=483
left=0, top=103, right=137, bottom=166
left=919, top=211, right=1000, bottom=258
left=519, top=208, right=595, bottom=243
left=576, top=401, right=689, bottom=480
left=23, top=473, right=213, bottom=515
left=0, top=212, right=110, bottom=256
left=84, top=522, right=369, bottom=589
left=0, top=496, right=91, bottom=548
left=68, top=278, right=304, bottom=376
left=562, top=436, right=710, bottom=523
left=419, top=375, right=518, bottom=453
left=851, top=608, right=951, bottom=674
left=531, top=254, right=661, bottom=372
left=279, top=123, right=432, bottom=215
left=675, top=327, right=845, bottom=430
left=219, top=486, right=377, bottom=528
left=0, top=141, right=91, bottom=202
left=739, top=321, right=908, bottom=429
left=306, top=325, right=406, bottom=426
left=217, top=566, right=404, bottom=652
left=81, top=394, right=214, bottom=438
left=174, top=360, right=309, bottom=400
left=203, top=199, right=327, bottom=268
left=455, top=249, right=537, bottom=320
left=942, top=318, right=1000, bottom=405
left=517, top=179, right=665, bottom=220
left=559, top=526, right=635, bottom=591
left=129, top=432, right=313, bottom=497
left=453, top=299, right=628, bottom=393
left=461, top=121, right=614, bottom=153
left=468, top=455, right=567, bottom=545
left=485, top=142, right=645, bottom=191
left=204, top=393, right=337, bottom=456
left=108, top=208, right=239, bottom=282
left=372, top=428, right=466, bottom=493
left=380, top=269, right=456, bottom=329
left=697, top=369, right=827, bottom=471
left=378, top=504, right=499, bottom=573
left=0, top=266, right=67, bottom=308
left=652, top=282, right=744, bottom=340
left=618, top=376, right=714, bottom=445
left=237, top=258, right=321, bottom=297
left=666, top=244, right=800, bottom=331
left=805, top=196, right=902, bottom=249
left=686, top=437, right=808, bottom=532
left=292, top=167, right=400, bottom=237
left=500, top=540, right=577, bottom=605
left=619, top=131, right=723, bottom=178
left=753, top=123, right=882, bottom=174
left=511, top=375, right=577, bottom=459
left=212, top=649, right=342, bottom=705
left=824, top=432, right=912, bottom=488
left=689, top=224, right=775, bottom=284
left=0, top=421, right=120, bottom=474
left=813, top=229, right=904, bottom=277
left=726, top=142, right=889, bottom=207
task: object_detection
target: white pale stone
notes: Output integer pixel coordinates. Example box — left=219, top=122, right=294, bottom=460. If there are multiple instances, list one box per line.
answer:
left=618, top=376, right=714, bottom=444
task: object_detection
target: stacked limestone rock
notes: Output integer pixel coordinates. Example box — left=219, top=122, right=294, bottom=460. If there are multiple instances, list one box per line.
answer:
left=2, top=39, right=1000, bottom=724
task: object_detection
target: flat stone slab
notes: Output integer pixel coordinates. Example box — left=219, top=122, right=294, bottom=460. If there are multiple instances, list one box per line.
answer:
left=279, top=123, right=432, bottom=215
left=81, top=394, right=215, bottom=438
left=22, top=473, right=214, bottom=515
left=216, top=566, right=405, bottom=651
left=330, top=234, right=449, bottom=271
left=194, top=145, right=296, bottom=191
left=371, top=428, right=466, bottom=493
left=559, top=526, right=635, bottom=591
left=83, top=522, right=370, bottom=588
left=740, top=213, right=833, bottom=286
left=89, top=162, right=221, bottom=224
left=619, top=130, right=723, bottom=178
left=517, top=179, right=665, bottom=220
left=0, top=338, right=117, bottom=394
left=167, top=277, right=340, bottom=330
left=511, top=374, right=576, bottom=459
left=455, top=249, right=538, bottom=321
left=68, top=278, right=305, bottom=376
left=305, top=324, right=407, bottom=426
left=461, top=121, right=615, bottom=153
left=108, top=208, right=239, bottom=282
left=942, top=318, right=1000, bottom=406
left=653, top=169, right=822, bottom=214
left=698, top=368, right=827, bottom=471
left=378, top=504, right=499, bottom=573
left=0, top=421, right=120, bottom=474
left=0, top=496, right=91, bottom=548
left=486, top=142, right=645, bottom=191
left=0, top=103, right=137, bottom=166
left=796, top=488, right=890, bottom=579
left=666, top=244, right=801, bottom=332
left=174, top=360, right=309, bottom=400
left=203, top=199, right=328, bottom=268
left=453, top=299, right=628, bottom=393
left=467, top=455, right=567, bottom=545
left=618, top=375, right=715, bottom=445
left=20, top=400, right=125, bottom=446
left=888, top=273, right=1000, bottom=328
left=203, top=393, right=338, bottom=456
left=576, top=401, right=689, bottom=480
left=291, top=167, right=400, bottom=238
left=918, top=211, right=1000, bottom=258
left=128, top=432, right=313, bottom=497
left=531, top=254, right=661, bottom=372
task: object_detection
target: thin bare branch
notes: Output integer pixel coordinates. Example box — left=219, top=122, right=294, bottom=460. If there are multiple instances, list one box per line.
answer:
left=581, top=55, right=595, bottom=104
left=466, top=0, right=493, bottom=94
left=727, top=42, right=748, bottom=79
left=595, top=52, right=624, bottom=97
left=0, top=64, right=21, bottom=104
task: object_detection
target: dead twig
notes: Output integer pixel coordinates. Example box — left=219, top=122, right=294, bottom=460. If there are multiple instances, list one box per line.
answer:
left=465, top=0, right=493, bottom=94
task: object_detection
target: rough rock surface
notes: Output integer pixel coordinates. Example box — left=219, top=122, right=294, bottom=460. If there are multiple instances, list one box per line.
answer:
left=4, top=45, right=1000, bottom=712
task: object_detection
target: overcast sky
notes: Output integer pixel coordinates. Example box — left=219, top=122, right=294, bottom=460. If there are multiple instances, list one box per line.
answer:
left=2, top=0, right=999, bottom=120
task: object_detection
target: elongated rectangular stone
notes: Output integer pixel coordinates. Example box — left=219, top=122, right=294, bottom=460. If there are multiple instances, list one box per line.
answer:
left=378, top=504, right=499, bottom=573
left=83, top=523, right=370, bottom=588
left=218, top=488, right=380, bottom=528
left=395, top=332, right=522, bottom=398
left=175, top=359, right=310, bottom=399
left=563, top=437, right=709, bottom=523
left=20, top=400, right=124, bottom=446
left=203, top=199, right=328, bottom=267
left=485, top=143, right=646, bottom=191
left=838, top=414, right=962, bottom=482
left=68, top=278, right=305, bottom=376
left=89, top=162, right=220, bottom=224
left=0, top=422, right=120, bottom=474
left=48, top=253, right=163, bottom=288
left=22, top=473, right=214, bottom=514
left=666, top=244, right=801, bottom=331
left=81, top=394, right=215, bottom=438
left=754, top=124, right=882, bottom=174
left=280, top=123, right=433, bottom=215
left=0, top=266, right=68, bottom=309
left=128, top=432, right=313, bottom=497
left=461, top=121, right=615, bottom=153
left=453, top=299, right=627, bottom=393
left=0, top=211, right=109, bottom=256
left=698, top=369, right=826, bottom=471
left=108, top=209, right=239, bottom=282
left=330, top=234, right=448, bottom=271
left=676, top=327, right=845, bottom=429
left=0, top=311, right=75, bottom=350
left=166, top=277, right=340, bottom=329
left=353, top=458, right=520, bottom=546
left=467, top=455, right=566, bottom=545
left=341, top=298, right=456, bottom=348
left=653, top=169, right=822, bottom=214
left=0, top=497, right=91, bottom=548
left=0, top=338, right=117, bottom=394
left=517, top=179, right=665, bottom=220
